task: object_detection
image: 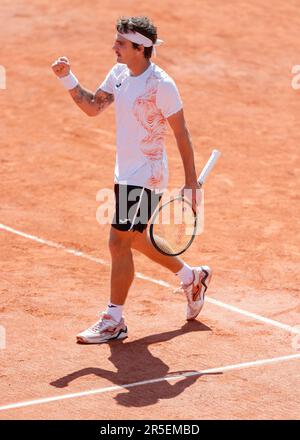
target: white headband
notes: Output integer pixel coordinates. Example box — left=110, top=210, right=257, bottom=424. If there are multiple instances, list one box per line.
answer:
left=116, top=31, right=164, bottom=56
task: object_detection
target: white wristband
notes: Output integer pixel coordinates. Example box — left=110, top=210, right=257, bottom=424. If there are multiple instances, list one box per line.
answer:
left=59, top=71, right=79, bottom=90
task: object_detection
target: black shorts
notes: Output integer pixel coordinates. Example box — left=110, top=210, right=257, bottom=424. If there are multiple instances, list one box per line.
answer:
left=112, top=184, right=163, bottom=233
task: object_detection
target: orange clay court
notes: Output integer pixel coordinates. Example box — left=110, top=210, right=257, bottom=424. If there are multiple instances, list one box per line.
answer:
left=0, top=0, right=299, bottom=420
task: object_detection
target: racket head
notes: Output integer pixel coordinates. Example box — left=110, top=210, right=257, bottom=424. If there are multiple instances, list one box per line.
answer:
left=149, top=195, right=198, bottom=257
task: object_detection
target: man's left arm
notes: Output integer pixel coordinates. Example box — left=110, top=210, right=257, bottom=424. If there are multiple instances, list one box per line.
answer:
left=167, top=109, right=201, bottom=211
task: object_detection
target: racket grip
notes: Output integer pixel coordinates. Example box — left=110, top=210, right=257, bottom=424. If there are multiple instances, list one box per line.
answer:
left=198, top=149, right=221, bottom=186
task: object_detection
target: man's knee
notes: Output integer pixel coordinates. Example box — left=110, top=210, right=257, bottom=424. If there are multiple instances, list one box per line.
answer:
left=109, top=228, right=133, bottom=256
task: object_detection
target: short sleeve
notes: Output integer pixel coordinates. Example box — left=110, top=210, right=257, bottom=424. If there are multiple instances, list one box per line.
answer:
left=98, top=67, right=115, bottom=94
left=98, top=64, right=125, bottom=94
left=156, top=78, right=183, bottom=118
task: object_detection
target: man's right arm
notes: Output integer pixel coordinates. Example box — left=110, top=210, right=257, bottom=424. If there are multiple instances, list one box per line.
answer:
left=51, top=56, right=114, bottom=117
left=69, top=85, right=114, bottom=117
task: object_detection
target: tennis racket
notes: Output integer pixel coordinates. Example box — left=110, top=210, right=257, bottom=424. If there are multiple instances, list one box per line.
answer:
left=149, top=149, right=221, bottom=256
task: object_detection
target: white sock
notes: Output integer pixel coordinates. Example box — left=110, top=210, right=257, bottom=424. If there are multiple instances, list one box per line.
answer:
left=176, top=263, right=194, bottom=285
left=106, top=303, right=123, bottom=322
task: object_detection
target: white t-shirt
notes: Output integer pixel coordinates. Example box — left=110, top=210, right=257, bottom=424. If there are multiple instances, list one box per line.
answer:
left=99, top=62, right=183, bottom=191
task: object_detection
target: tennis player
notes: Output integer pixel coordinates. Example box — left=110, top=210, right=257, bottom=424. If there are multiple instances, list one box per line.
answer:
left=51, top=16, right=212, bottom=344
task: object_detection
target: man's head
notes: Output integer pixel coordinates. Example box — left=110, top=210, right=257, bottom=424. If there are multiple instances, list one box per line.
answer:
left=113, top=16, right=158, bottom=64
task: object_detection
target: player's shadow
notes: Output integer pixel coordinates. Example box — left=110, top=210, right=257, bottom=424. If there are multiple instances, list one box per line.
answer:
left=50, top=321, right=221, bottom=407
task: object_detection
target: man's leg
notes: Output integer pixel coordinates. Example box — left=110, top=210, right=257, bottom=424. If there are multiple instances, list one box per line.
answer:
left=131, top=229, right=183, bottom=273
left=108, top=226, right=135, bottom=305
left=76, top=226, right=134, bottom=344
left=131, top=228, right=212, bottom=321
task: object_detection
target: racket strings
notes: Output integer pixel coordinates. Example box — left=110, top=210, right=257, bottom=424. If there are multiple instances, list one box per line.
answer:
left=151, top=197, right=197, bottom=256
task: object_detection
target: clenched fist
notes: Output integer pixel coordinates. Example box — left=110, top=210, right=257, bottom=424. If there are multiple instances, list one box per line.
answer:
left=51, top=56, right=71, bottom=78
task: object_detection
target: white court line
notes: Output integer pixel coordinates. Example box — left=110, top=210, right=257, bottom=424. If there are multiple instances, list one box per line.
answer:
left=0, top=353, right=299, bottom=412
left=1, top=223, right=299, bottom=335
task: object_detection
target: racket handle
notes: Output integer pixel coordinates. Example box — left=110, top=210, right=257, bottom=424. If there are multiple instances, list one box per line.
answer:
left=197, top=149, right=221, bottom=186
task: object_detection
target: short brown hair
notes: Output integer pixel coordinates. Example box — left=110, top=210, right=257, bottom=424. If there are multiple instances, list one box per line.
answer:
left=116, top=16, right=157, bottom=59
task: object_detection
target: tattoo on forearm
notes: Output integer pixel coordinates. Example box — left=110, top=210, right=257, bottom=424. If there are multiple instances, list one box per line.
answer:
left=94, top=91, right=114, bottom=111
left=71, top=85, right=114, bottom=112
left=72, top=85, right=94, bottom=104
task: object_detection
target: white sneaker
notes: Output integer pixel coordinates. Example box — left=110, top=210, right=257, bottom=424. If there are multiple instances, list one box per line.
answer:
left=76, top=313, right=128, bottom=344
left=175, top=266, right=212, bottom=321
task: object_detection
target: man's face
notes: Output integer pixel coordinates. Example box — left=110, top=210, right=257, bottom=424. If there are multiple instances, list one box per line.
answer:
left=112, top=34, right=142, bottom=65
